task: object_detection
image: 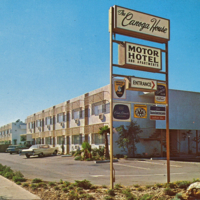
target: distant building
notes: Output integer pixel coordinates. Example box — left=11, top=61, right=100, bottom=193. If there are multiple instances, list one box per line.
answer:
left=25, top=85, right=200, bottom=157
left=0, top=120, right=28, bottom=145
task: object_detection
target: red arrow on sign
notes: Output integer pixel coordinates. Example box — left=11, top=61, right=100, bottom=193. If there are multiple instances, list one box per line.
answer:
left=151, top=81, right=155, bottom=89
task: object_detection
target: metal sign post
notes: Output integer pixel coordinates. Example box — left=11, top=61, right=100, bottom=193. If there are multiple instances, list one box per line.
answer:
left=109, top=7, right=114, bottom=189
left=109, top=5, right=170, bottom=188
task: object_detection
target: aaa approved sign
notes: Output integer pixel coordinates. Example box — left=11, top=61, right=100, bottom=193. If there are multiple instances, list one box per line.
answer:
left=134, top=105, right=147, bottom=118
left=150, top=106, right=166, bottom=120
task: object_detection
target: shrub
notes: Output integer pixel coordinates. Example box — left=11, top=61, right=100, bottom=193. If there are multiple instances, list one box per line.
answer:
left=12, top=176, right=26, bottom=183
left=31, top=183, right=38, bottom=190
left=79, top=193, right=94, bottom=200
left=14, top=171, right=24, bottom=178
left=74, top=179, right=92, bottom=189
left=172, top=193, right=183, bottom=200
left=22, top=183, right=29, bottom=187
left=192, top=178, right=200, bottom=183
left=104, top=196, right=113, bottom=200
left=107, top=189, right=115, bottom=196
left=137, top=187, right=144, bottom=191
left=4, top=172, right=15, bottom=179
left=86, top=158, right=92, bottom=161
left=74, top=149, right=82, bottom=157
left=62, top=187, right=68, bottom=193
left=145, top=185, right=151, bottom=189
left=68, top=191, right=79, bottom=200
left=102, top=185, right=107, bottom=188
left=68, top=184, right=74, bottom=190
left=32, top=178, right=43, bottom=183
left=122, top=189, right=137, bottom=200
left=140, top=194, right=154, bottom=200
left=175, top=181, right=191, bottom=189
left=114, top=183, right=122, bottom=190
left=167, top=182, right=176, bottom=189
left=60, top=179, right=63, bottom=184
left=74, top=156, right=82, bottom=161
left=16, top=181, right=21, bottom=185
left=133, top=184, right=140, bottom=188
left=82, top=142, right=91, bottom=152
left=54, top=186, right=59, bottom=190
left=48, top=182, right=56, bottom=186
left=64, top=181, right=71, bottom=187
left=156, top=183, right=163, bottom=188
left=164, top=187, right=175, bottom=196
left=37, top=182, right=47, bottom=188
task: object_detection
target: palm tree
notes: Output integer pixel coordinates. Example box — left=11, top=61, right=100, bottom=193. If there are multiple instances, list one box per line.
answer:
left=98, top=125, right=110, bottom=158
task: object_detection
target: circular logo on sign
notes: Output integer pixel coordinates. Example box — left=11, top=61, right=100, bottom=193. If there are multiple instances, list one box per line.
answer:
left=135, top=108, right=146, bottom=118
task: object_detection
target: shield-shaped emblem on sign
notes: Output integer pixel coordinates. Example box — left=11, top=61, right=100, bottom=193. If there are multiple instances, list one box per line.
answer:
left=114, top=80, right=125, bottom=98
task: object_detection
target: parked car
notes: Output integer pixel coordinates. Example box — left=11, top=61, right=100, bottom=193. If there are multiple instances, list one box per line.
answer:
left=6, top=145, right=29, bottom=154
left=20, top=144, right=58, bottom=158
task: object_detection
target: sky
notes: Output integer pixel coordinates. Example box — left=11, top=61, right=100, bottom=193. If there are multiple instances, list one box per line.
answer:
left=0, top=0, right=200, bottom=126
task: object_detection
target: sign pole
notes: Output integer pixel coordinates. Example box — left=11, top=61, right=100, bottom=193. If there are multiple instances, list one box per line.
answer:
left=165, top=42, right=170, bottom=183
left=109, top=7, right=114, bottom=189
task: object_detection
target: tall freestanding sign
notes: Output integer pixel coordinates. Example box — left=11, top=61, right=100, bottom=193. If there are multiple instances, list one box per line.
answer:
left=109, top=5, right=170, bottom=189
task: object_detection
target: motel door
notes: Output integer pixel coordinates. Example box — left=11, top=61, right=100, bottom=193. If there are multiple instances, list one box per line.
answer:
left=67, top=136, right=70, bottom=154
left=170, top=130, right=178, bottom=156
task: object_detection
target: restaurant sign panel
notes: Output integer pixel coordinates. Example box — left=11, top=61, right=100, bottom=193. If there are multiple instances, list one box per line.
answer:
left=113, top=103, right=131, bottom=122
left=113, top=6, right=170, bottom=43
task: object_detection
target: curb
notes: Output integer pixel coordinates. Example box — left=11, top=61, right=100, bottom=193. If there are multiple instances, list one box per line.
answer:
left=94, top=159, right=118, bottom=163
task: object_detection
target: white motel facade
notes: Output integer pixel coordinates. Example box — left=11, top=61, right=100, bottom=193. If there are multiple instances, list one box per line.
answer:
left=23, top=84, right=200, bottom=157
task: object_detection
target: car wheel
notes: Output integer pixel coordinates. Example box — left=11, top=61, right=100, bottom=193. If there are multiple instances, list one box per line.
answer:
left=10, top=152, right=12, bottom=154
left=26, top=154, right=30, bottom=158
left=38, top=153, right=44, bottom=158
left=53, top=150, right=57, bottom=156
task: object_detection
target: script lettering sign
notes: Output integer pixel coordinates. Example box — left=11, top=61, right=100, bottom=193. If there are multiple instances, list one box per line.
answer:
left=113, top=6, right=170, bottom=43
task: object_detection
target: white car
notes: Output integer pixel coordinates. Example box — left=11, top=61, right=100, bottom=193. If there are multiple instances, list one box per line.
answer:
left=20, top=144, right=58, bottom=158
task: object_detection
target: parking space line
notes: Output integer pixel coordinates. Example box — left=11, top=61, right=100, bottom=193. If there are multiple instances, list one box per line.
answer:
left=114, top=163, right=150, bottom=170
left=133, top=160, right=181, bottom=168
left=90, top=172, right=185, bottom=178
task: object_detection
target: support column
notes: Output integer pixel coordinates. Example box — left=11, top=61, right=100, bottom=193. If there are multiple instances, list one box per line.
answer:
left=196, top=130, right=198, bottom=156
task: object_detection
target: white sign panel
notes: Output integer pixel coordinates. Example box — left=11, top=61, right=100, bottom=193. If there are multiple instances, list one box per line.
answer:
left=126, top=43, right=162, bottom=71
left=113, top=6, right=170, bottom=42
left=130, top=77, right=157, bottom=91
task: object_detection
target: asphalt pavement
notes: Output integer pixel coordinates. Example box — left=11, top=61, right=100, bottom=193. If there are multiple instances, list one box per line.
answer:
left=0, top=175, right=40, bottom=200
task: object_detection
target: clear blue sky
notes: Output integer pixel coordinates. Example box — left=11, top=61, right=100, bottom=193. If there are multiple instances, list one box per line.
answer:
left=0, top=0, right=199, bottom=126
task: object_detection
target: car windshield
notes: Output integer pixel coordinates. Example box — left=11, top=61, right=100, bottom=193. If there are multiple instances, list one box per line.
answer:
left=29, top=145, right=39, bottom=149
left=8, top=146, right=16, bottom=148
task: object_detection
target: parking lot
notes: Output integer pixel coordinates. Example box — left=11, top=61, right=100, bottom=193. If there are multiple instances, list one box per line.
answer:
left=0, top=153, right=200, bottom=186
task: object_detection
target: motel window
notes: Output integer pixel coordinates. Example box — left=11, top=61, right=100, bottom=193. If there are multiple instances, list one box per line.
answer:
left=57, top=136, right=64, bottom=145
left=72, top=108, right=82, bottom=119
left=45, top=137, right=51, bottom=145
left=92, top=102, right=106, bottom=115
left=36, top=138, right=41, bottom=144
left=72, top=134, right=82, bottom=144
left=45, top=117, right=51, bottom=125
left=92, top=133, right=105, bottom=144
left=57, top=113, right=65, bottom=123
left=36, top=120, right=41, bottom=127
